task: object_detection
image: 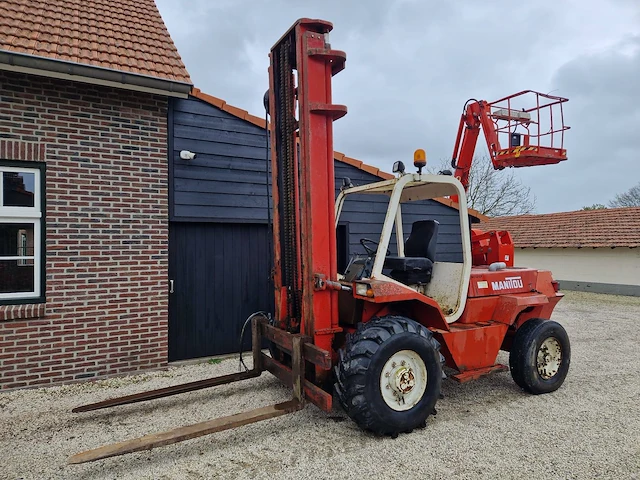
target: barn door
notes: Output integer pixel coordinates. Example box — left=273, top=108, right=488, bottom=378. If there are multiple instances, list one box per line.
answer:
left=168, top=222, right=273, bottom=361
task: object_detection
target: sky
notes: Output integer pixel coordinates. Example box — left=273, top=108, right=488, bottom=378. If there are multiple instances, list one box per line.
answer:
left=156, top=0, right=640, bottom=214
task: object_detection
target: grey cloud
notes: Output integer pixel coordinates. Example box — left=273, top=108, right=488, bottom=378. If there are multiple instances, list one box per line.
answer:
left=157, top=0, right=640, bottom=214
left=519, top=35, right=640, bottom=211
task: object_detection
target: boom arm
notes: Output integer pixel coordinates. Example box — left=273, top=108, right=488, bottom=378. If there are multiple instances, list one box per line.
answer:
left=450, top=100, right=499, bottom=200
left=449, top=91, right=569, bottom=205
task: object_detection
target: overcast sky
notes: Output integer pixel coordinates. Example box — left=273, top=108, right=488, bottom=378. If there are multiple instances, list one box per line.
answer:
left=156, top=0, right=639, bottom=214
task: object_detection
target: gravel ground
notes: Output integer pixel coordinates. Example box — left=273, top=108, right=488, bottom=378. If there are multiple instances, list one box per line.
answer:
left=1, top=291, right=639, bottom=480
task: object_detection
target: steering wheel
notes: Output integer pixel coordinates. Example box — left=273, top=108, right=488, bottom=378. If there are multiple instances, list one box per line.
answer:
left=360, top=238, right=390, bottom=256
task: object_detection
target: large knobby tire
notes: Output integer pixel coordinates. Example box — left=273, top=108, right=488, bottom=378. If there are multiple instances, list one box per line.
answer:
left=334, top=316, right=443, bottom=436
left=509, top=318, right=571, bottom=394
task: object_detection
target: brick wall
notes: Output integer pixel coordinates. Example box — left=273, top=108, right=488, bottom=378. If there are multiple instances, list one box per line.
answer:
left=0, top=71, right=169, bottom=389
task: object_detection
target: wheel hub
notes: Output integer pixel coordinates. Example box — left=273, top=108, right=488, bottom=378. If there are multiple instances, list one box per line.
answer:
left=395, top=367, right=416, bottom=394
left=536, top=337, right=562, bottom=379
left=380, top=350, right=428, bottom=411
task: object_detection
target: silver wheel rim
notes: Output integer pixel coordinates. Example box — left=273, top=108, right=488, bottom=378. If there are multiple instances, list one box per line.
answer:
left=380, top=350, right=428, bottom=411
left=536, top=337, right=562, bottom=379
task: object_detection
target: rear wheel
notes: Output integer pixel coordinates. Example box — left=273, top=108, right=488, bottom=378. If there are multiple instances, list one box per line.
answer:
left=509, top=318, right=570, bottom=394
left=334, top=316, right=443, bottom=436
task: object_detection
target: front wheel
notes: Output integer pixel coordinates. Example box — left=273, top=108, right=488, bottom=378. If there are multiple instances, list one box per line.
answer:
left=509, top=319, right=571, bottom=394
left=334, top=316, right=443, bottom=436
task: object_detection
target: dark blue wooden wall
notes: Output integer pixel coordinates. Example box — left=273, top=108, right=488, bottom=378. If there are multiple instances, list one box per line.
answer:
left=169, top=96, right=469, bottom=262
left=170, top=97, right=269, bottom=222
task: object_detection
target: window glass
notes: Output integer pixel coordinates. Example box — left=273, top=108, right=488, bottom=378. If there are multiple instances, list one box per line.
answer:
left=0, top=260, right=35, bottom=293
left=3, top=171, right=36, bottom=207
left=0, top=223, right=35, bottom=257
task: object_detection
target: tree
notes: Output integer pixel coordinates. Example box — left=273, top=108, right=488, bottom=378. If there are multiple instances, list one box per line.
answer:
left=430, top=155, right=536, bottom=217
left=608, top=182, right=640, bottom=208
left=582, top=204, right=607, bottom=210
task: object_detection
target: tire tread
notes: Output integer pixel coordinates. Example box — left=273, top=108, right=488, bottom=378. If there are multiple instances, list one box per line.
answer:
left=509, top=318, right=570, bottom=394
left=335, top=315, right=444, bottom=435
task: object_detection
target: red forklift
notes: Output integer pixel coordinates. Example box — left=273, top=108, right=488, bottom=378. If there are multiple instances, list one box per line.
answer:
left=70, top=18, right=571, bottom=463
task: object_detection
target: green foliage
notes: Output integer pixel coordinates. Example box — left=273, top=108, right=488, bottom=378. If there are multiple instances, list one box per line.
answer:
left=582, top=204, right=607, bottom=210
left=207, top=358, right=223, bottom=365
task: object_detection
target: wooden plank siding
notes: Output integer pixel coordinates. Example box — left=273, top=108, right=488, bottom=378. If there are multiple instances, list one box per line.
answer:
left=170, top=96, right=467, bottom=262
left=168, top=222, right=273, bottom=359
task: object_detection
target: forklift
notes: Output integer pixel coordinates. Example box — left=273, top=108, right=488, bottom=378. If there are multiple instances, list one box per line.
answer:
left=70, top=18, right=571, bottom=463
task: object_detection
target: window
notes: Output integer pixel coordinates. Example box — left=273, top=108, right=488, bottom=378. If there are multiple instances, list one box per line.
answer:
left=0, top=162, right=45, bottom=303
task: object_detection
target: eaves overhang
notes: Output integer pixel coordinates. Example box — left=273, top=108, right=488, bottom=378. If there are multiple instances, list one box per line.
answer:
left=0, top=50, right=192, bottom=98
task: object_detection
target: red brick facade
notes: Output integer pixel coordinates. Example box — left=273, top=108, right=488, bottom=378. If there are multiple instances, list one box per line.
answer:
left=0, top=71, right=169, bottom=389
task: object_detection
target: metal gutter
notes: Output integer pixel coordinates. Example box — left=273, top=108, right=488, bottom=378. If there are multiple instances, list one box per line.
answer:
left=0, top=50, right=192, bottom=98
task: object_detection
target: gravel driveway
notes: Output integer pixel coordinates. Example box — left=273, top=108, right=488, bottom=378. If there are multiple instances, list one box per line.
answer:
left=1, top=291, right=639, bottom=480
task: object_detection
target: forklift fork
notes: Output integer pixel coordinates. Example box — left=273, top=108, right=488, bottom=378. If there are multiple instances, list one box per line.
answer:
left=68, top=317, right=330, bottom=464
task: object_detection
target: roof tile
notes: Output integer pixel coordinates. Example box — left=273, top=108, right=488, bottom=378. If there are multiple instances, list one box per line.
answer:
left=0, top=0, right=191, bottom=84
left=341, top=155, right=363, bottom=169
left=359, top=163, right=379, bottom=177
left=221, top=104, right=248, bottom=119
left=480, top=208, right=640, bottom=248
left=191, top=89, right=226, bottom=109
left=244, top=113, right=267, bottom=129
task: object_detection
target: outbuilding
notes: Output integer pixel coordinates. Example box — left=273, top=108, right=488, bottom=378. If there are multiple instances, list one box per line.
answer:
left=480, top=207, right=640, bottom=296
left=166, top=89, right=486, bottom=361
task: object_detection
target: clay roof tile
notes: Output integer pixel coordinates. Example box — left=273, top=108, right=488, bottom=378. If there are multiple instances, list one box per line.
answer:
left=480, top=208, right=640, bottom=248
left=0, top=0, right=192, bottom=84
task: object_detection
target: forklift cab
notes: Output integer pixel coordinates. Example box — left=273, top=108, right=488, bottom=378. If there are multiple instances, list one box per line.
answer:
left=335, top=171, right=472, bottom=322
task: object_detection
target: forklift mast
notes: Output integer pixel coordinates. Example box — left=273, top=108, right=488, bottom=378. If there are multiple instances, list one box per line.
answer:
left=267, top=19, right=347, bottom=355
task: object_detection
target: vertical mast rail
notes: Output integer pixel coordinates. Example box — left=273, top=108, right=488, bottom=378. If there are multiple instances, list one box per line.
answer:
left=267, top=20, right=347, bottom=383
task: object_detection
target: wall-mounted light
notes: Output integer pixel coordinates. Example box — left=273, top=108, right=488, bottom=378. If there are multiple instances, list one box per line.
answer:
left=180, top=150, right=196, bottom=160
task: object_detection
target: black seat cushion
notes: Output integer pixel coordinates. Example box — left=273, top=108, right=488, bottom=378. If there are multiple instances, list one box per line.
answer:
left=381, top=220, right=439, bottom=285
left=405, top=220, right=439, bottom=262
left=384, top=256, right=433, bottom=284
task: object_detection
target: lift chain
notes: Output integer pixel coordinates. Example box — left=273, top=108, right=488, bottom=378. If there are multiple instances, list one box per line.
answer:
left=274, top=34, right=302, bottom=332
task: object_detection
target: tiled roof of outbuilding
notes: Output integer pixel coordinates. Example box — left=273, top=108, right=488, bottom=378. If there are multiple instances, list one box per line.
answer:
left=480, top=207, right=640, bottom=248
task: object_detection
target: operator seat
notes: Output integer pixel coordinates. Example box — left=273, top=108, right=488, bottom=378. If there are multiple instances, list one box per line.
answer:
left=384, top=220, right=439, bottom=285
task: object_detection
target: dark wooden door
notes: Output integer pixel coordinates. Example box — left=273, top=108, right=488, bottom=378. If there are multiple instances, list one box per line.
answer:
left=168, top=222, right=273, bottom=361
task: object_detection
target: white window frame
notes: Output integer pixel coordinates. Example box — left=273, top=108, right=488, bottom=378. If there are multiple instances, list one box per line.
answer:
left=0, top=165, right=43, bottom=301
left=18, top=230, right=28, bottom=266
